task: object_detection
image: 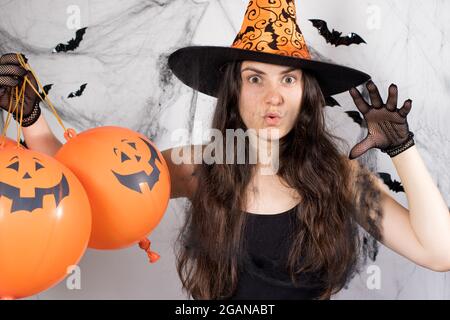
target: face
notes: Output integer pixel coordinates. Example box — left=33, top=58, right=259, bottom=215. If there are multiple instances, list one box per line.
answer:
left=111, top=137, right=162, bottom=194
left=0, top=150, right=70, bottom=213
left=238, top=61, right=304, bottom=141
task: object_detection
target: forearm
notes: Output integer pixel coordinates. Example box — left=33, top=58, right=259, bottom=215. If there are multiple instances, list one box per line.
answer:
left=392, top=145, right=450, bottom=259
left=22, top=114, right=63, bottom=157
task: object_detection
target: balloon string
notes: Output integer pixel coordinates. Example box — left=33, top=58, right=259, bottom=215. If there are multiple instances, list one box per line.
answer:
left=15, top=53, right=67, bottom=132
left=1, top=88, right=16, bottom=139
left=17, top=79, right=27, bottom=146
left=138, top=238, right=160, bottom=263
left=1, top=81, right=32, bottom=149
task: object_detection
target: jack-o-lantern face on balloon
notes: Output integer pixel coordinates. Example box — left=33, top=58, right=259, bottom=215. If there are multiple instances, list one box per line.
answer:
left=0, top=152, right=69, bottom=213
left=0, top=147, right=91, bottom=300
left=111, top=138, right=161, bottom=194
left=54, top=126, right=171, bottom=250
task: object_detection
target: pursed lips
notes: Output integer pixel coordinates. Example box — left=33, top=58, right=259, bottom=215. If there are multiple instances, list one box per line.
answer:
left=263, top=112, right=282, bottom=126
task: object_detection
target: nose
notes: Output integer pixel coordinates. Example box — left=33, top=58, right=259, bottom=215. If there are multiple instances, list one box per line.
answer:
left=22, top=172, right=32, bottom=179
left=264, top=84, right=283, bottom=106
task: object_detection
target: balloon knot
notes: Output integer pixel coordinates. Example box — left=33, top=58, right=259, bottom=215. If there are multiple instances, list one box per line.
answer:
left=138, top=238, right=160, bottom=263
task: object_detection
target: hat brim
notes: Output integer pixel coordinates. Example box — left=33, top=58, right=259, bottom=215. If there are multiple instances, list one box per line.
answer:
left=168, top=46, right=371, bottom=97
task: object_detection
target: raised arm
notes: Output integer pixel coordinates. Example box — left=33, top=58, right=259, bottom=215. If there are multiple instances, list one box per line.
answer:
left=21, top=111, right=63, bottom=156
left=0, top=53, right=62, bottom=156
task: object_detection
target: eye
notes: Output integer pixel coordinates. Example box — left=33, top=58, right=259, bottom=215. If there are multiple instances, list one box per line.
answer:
left=282, top=75, right=297, bottom=85
left=121, top=152, right=131, bottom=163
left=35, top=162, right=45, bottom=171
left=128, top=142, right=137, bottom=150
left=7, top=161, right=19, bottom=172
left=248, top=75, right=262, bottom=84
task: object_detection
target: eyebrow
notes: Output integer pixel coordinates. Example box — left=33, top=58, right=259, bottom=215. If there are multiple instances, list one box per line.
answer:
left=241, top=66, right=300, bottom=75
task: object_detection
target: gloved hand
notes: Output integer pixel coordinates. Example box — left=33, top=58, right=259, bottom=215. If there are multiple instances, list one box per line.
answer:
left=0, top=53, right=41, bottom=126
left=348, top=80, right=415, bottom=159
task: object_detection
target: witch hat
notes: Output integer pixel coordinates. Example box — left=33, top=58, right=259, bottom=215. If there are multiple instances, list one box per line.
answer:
left=168, top=0, right=370, bottom=97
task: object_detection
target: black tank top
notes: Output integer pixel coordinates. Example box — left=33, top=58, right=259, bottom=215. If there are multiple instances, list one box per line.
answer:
left=229, top=204, right=327, bottom=300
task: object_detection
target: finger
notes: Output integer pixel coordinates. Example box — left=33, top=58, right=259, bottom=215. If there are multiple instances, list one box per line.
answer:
left=398, top=99, right=412, bottom=118
left=0, top=64, right=27, bottom=77
left=385, top=83, right=398, bottom=111
left=0, top=76, right=19, bottom=87
left=0, top=53, right=27, bottom=66
left=366, top=80, right=383, bottom=109
left=349, top=136, right=377, bottom=160
left=0, top=53, right=19, bottom=65
left=349, top=87, right=371, bottom=115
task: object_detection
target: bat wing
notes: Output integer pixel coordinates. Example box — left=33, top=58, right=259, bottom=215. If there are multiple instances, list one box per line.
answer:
left=349, top=33, right=366, bottom=44
left=309, top=19, right=332, bottom=39
left=78, top=83, right=87, bottom=95
left=54, top=27, right=88, bottom=53
left=345, top=111, right=364, bottom=126
left=67, top=27, right=87, bottom=51
left=325, top=96, right=340, bottom=107
left=378, top=172, right=404, bottom=193
left=68, top=83, right=88, bottom=98
left=336, top=32, right=367, bottom=46
left=310, top=19, right=366, bottom=47
left=75, top=27, right=87, bottom=42
left=39, top=84, right=53, bottom=100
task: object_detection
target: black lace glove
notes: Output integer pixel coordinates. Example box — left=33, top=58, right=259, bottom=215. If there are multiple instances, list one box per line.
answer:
left=0, top=53, right=41, bottom=126
left=348, top=80, right=415, bottom=159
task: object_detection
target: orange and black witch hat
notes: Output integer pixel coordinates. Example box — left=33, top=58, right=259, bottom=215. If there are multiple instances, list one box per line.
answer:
left=169, top=0, right=370, bottom=97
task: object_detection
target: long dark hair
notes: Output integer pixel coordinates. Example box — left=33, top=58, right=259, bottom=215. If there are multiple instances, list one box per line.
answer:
left=175, top=61, right=382, bottom=299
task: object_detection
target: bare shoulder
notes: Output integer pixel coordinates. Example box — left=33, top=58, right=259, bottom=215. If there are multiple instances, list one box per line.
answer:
left=161, top=144, right=204, bottom=199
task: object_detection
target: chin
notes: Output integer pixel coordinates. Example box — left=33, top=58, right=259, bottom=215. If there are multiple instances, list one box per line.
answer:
left=257, top=127, right=287, bottom=141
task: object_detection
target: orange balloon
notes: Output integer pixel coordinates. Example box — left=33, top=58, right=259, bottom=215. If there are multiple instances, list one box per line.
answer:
left=0, top=147, right=91, bottom=300
left=55, top=126, right=171, bottom=251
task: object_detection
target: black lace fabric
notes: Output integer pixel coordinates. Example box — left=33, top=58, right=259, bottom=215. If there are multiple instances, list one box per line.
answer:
left=0, top=53, right=39, bottom=117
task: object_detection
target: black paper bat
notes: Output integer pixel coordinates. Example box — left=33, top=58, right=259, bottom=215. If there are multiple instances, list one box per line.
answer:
left=325, top=96, right=341, bottom=107
left=54, top=27, right=87, bottom=53
left=68, top=83, right=87, bottom=98
left=309, top=19, right=366, bottom=47
left=39, top=84, right=53, bottom=100
left=377, top=172, right=405, bottom=193
left=0, top=174, right=70, bottom=213
left=112, top=138, right=162, bottom=193
left=345, top=111, right=364, bottom=126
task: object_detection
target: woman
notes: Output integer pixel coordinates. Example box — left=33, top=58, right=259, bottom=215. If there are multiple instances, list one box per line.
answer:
left=1, top=0, right=449, bottom=300
left=164, top=0, right=450, bottom=300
